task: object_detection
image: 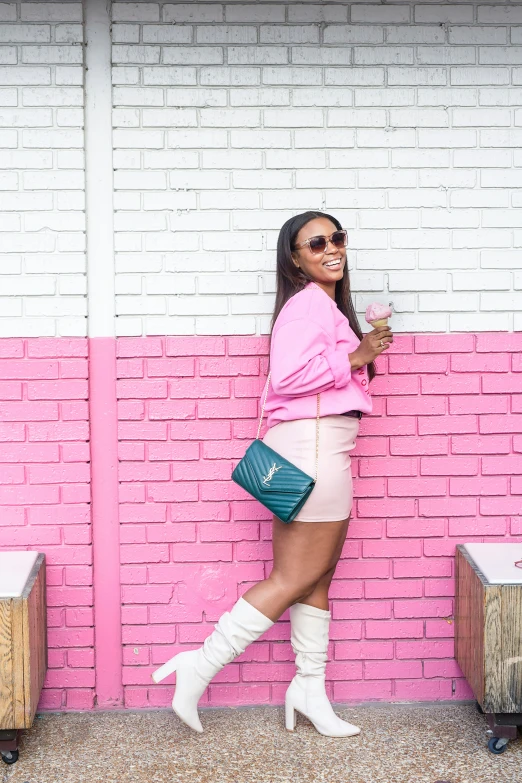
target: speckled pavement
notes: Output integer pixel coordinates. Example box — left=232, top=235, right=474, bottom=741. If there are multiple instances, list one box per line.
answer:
left=3, top=703, right=521, bottom=783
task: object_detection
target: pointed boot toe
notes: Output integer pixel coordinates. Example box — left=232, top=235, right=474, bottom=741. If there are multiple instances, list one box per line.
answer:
left=320, top=715, right=360, bottom=738
left=170, top=651, right=208, bottom=733
left=285, top=679, right=361, bottom=738
left=172, top=699, right=204, bottom=734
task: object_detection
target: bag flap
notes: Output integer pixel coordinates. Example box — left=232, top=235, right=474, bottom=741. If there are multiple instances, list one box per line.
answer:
left=241, top=440, right=314, bottom=495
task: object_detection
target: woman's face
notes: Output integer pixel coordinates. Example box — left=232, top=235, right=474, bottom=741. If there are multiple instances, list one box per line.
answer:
left=291, top=217, right=347, bottom=294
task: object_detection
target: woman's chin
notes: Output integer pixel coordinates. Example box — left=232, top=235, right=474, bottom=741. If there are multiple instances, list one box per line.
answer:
left=322, top=267, right=345, bottom=282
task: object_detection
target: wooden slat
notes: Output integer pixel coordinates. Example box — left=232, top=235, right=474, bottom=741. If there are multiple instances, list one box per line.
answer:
left=469, top=561, right=485, bottom=707
left=0, top=599, right=14, bottom=729
left=483, top=584, right=503, bottom=713
left=11, top=597, right=25, bottom=727
left=501, top=585, right=522, bottom=713
left=455, top=547, right=485, bottom=705
left=23, top=561, right=47, bottom=728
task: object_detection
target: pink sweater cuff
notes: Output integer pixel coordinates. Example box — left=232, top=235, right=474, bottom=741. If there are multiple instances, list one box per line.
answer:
left=324, top=348, right=351, bottom=389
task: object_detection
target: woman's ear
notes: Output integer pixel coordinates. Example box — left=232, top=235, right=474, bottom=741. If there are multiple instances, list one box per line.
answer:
left=291, top=253, right=300, bottom=269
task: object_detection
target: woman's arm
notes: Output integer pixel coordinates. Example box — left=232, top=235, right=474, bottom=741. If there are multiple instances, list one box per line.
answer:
left=348, top=351, right=365, bottom=371
left=270, top=318, right=353, bottom=397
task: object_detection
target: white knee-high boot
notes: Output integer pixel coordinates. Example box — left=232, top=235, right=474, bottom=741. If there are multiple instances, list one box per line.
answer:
left=285, top=603, right=361, bottom=737
left=152, top=597, right=273, bottom=733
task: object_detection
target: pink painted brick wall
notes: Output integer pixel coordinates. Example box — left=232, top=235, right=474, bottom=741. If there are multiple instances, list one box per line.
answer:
left=0, top=338, right=93, bottom=711
left=1, top=332, right=521, bottom=711
left=116, top=333, right=522, bottom=708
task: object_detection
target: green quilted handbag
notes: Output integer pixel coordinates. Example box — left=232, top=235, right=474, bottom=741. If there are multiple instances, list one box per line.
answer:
left=231, top=374, right=320, bottom=524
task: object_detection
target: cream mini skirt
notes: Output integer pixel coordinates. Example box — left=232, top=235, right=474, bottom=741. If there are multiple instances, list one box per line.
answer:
left=262, top=415, right=359, bottom=523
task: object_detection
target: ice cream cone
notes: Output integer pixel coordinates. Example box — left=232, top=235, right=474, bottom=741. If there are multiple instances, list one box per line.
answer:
left=365, top=302, right=393, bottom=329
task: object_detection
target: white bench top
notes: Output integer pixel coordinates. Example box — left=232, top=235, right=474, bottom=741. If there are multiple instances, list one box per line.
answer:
left=463, top=543, right=522, bottom=585
left=0, top=551, right=40, bottom=597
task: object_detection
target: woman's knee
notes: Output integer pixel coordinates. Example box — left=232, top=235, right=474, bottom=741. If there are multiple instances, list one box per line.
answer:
left=268, top=566, right=333, bottom=604
left=292, top=581, right=320, bottom=604
left=299, top=566, right=336, bottom=599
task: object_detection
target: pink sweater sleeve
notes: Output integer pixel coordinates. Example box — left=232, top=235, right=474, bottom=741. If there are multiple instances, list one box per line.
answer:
left=270, top=317, right=352, bottom=397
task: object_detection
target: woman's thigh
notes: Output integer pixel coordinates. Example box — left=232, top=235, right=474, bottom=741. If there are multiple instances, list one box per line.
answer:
left=301, top=517, right=350, bottom=608
left=271, top=515, right=350, bottom=592
left=243, top=516, right=350, bottom=620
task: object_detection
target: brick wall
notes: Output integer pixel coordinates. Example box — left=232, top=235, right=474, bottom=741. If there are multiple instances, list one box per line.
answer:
left=1, top=330, right=520, bottom=708
left=117, top=333, right=522, bottom=707
left=1, top=1, right=521, bottom=712
left=111, top=1, right=522, bottom=337
left=1, top=2, right=521, bottom=339
left=0, top=338, right=92, bottom=710
left=0, top=1, right=86, bottom=338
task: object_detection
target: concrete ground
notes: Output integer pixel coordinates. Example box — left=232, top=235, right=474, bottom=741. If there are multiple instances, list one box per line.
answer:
left=3, top=703, right=521, bottom=783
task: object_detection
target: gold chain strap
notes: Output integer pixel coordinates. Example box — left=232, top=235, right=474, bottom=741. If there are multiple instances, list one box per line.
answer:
left=256, top=372, right=320, bottom=483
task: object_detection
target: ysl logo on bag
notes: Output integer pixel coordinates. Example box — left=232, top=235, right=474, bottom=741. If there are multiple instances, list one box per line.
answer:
left=262, top=463, right=281, bottom=486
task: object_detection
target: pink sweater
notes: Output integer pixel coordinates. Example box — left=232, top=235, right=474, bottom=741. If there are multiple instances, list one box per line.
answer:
left=263, top=282, right=373, bottom=429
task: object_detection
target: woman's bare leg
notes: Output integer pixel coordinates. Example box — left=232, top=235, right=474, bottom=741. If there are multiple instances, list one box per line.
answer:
left=242, top=516, right=349, bottom=621
left=283, top=516, right=359, bottom=738
left=299, top=517, right=350, bottom=610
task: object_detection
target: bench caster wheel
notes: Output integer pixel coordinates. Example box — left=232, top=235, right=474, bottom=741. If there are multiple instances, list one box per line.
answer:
left=488, top=737, right=508, bottom=754
left=1, top=750, right=19, bottom=765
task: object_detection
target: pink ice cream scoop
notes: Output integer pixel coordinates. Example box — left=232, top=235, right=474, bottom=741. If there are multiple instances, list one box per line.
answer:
left=365, top=302, right=393, bottom=328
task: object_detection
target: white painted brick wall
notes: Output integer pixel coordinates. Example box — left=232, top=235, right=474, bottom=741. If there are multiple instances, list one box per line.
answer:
left=109, top=1, right=522, bottom=336
left=3, top=3, right=522, bottom=336
left=0, top=1, right=85, bottom=337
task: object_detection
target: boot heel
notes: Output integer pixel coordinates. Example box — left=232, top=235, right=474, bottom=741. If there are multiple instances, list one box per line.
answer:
left=151, top=656, right=178, bottom=684
left=285, top=701, right=297, bottom=732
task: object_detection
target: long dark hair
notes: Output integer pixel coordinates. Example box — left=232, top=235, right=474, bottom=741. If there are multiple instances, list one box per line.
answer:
left=270, top=210, right=376, bottom=384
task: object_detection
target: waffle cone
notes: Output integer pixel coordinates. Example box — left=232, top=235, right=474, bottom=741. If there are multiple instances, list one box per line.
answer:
left=370, top=318, right=389, bottom=328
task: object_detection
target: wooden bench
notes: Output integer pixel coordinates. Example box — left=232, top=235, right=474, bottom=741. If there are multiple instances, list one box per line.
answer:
left=0, top=551, right=47, bottom=765
left=455, top=543, right=522, bottom=755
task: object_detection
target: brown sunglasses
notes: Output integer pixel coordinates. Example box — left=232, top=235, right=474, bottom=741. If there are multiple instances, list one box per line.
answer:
left=294, top=229, right=348, bottom=256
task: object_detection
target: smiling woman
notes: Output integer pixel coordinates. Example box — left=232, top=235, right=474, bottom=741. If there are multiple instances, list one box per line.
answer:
left=259, top=210, right=391, bottom=516
left=271, top=211, right=378, bottom=385
left=152, top=210, right=394, bottom=739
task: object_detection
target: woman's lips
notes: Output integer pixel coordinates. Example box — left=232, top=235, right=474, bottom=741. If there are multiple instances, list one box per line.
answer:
left=324, top=258, right=342, bottom=268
